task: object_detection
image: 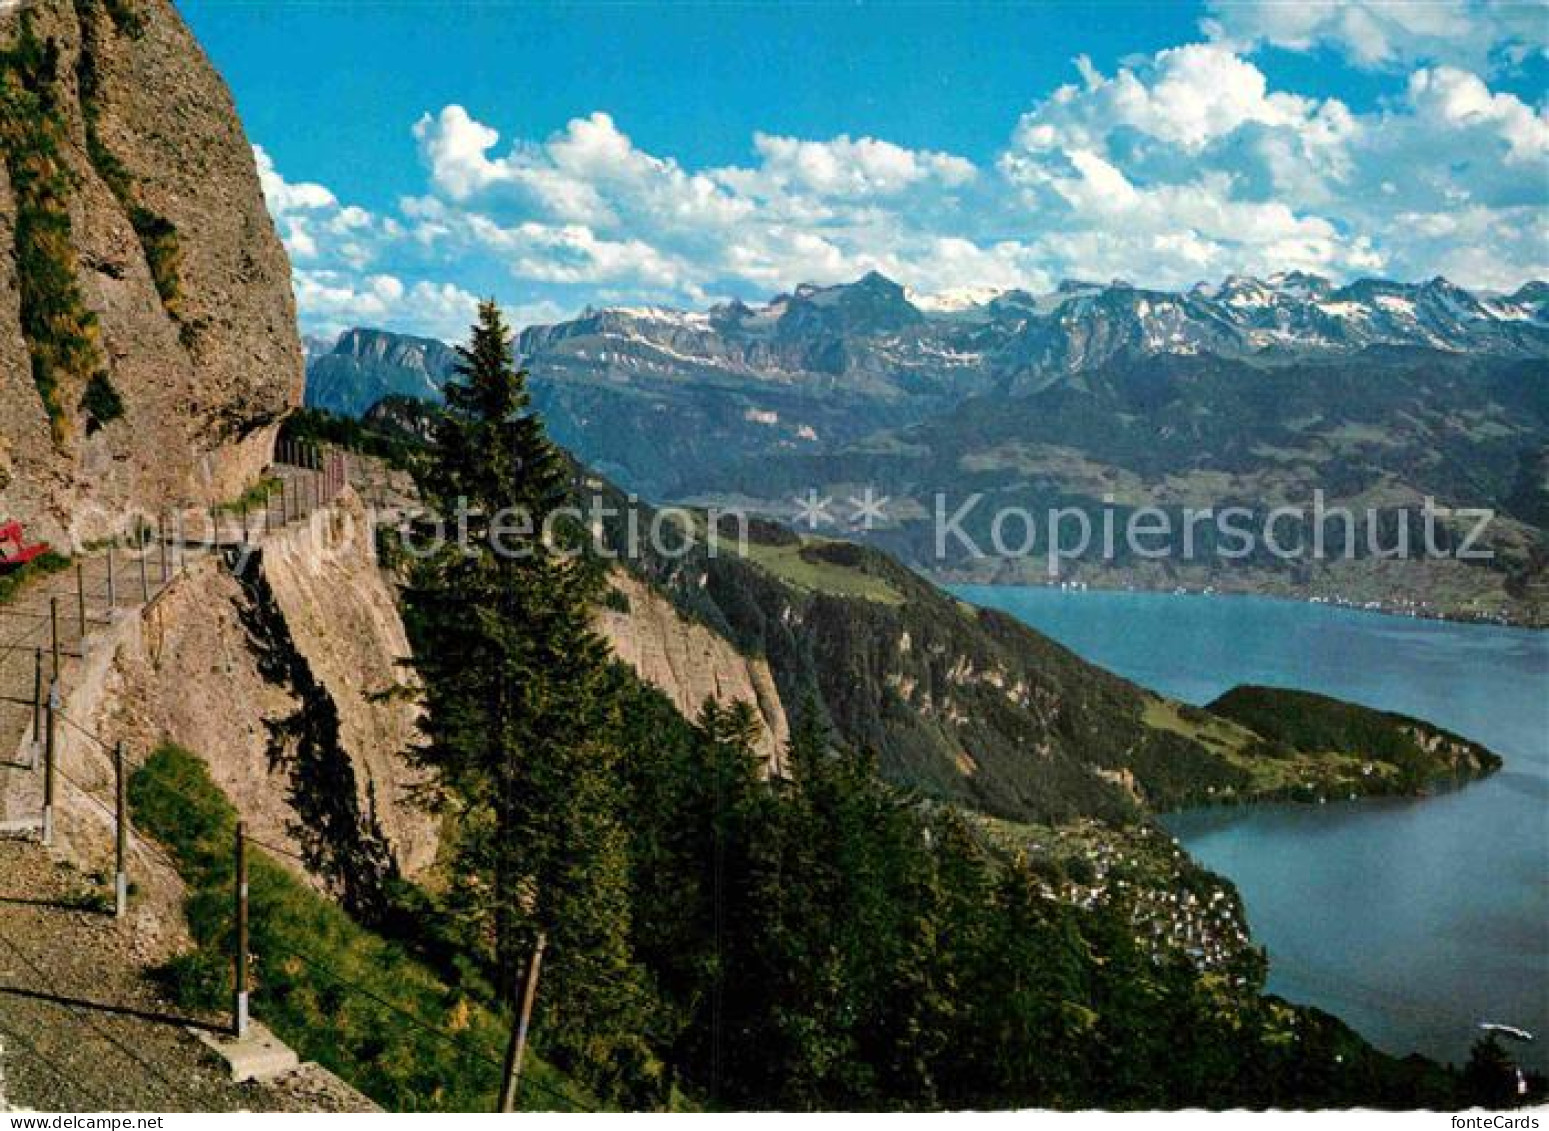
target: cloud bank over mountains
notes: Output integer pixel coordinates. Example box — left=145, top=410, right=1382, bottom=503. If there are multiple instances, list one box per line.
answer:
left=261, top=0, right=1548, bottom=339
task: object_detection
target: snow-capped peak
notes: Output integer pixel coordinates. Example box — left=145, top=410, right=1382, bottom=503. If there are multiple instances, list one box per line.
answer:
left=906, top=285, right=1007, bottom=313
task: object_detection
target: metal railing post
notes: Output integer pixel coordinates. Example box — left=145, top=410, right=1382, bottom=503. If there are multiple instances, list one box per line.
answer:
left=30, top=648, right=42, bottom=753
left=75, top=563, right=87, bottom=641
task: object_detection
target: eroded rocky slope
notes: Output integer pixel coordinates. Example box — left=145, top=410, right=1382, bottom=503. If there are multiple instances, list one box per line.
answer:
left=597, top=571, right=790, bottom=771
left=35, top=496, right=436, bottom=904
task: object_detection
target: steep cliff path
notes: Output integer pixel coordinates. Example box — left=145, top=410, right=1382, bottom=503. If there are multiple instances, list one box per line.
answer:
left=0, top=448, right=346, bottom=834
left=0, top=452, right=377, bottom=1110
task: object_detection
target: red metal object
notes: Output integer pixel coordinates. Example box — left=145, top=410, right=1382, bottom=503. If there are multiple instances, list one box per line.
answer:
left=0, top=522, right=49, bottom=570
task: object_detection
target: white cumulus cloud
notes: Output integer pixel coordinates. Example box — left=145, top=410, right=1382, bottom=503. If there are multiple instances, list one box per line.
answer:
left=293, top=271, right=481, bottom=340
left=1203, top=0, right=1548, bottom=72
left=259, top=32, right=1546, bottom=336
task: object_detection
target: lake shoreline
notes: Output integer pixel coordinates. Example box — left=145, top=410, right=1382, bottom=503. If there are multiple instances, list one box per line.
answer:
left=1158, top=763, right=1502, bottom=813
left=930, top=570, right=1547, bottom=630
left=955, top=584, right=1548, bottom=1074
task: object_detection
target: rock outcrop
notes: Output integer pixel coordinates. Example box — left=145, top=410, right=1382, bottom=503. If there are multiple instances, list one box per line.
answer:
left=42, top=495, right=436, bottom=889
left=0, top=0, right=300, bottom=545
left=598, top=571, right=790, bottom=772
left=305, top=328, right=459, bottom=416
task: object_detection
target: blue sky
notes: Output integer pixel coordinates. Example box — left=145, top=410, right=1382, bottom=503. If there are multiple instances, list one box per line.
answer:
left=180, top=1, right=1549, bottom=339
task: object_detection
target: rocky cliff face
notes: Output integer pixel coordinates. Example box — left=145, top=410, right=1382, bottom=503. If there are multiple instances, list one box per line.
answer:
left=36, top=495, right=437, bottom=894
left=597, top=571, right=790, bottom=772
left=0, top=0, right=300, bottom=544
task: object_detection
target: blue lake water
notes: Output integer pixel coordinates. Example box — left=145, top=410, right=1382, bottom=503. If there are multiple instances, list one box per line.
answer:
left=951, top=585, right=1549, bottom=1072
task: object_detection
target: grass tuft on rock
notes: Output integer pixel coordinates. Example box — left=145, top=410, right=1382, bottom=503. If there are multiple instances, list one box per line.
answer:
left=0, top=551, right=72, bottom=607
left=0, top=13, right=108, bottom=441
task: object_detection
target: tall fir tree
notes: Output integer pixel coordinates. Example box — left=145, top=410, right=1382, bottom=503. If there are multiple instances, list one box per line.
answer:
left=406, top=300, right=658, bottom=1101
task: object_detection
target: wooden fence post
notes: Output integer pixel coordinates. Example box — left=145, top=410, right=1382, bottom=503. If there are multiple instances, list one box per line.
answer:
left=139, top=539, right=150, bottom=603
left=497, top=933, right=547, bottom=1113
left=234, top=822, right=250, bottom=1038
left=159, top=516, right=170, bottom=585
left=30, top=648, right=42, bottom=754
left=41, top=680, right=57, bottom=847
left=114, top=742, right=128, bottom=919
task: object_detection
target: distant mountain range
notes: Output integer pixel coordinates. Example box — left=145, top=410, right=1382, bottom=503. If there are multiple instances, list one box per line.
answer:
left=305, top=273, right=1549, bottom=621
left=518, top=270, right=1548, bottom=400
left=308, top=270, right=1549, bottom=394
left=305, top=327, right=460, bottom=417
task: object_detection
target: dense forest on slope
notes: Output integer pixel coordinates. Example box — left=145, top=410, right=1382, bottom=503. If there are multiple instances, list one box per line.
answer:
left=1207, top=686, right=1502, bottom=792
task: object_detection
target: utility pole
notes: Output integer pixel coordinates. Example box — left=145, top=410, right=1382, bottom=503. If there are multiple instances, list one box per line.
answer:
left=234, top=822, right=250, bottom=1038
left=497, top=933, right=547, bottom=1113
left=114, top=742, right=128, bottom=919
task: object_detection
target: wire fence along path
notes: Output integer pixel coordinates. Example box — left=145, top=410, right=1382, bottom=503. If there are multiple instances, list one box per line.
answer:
left=0, top=449, right=597, bottom=1112
left=0, top=445, right=349, bottom=838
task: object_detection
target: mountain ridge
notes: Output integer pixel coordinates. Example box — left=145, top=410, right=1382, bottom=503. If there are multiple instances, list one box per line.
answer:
left=304, top=326, right=460, bottom=416
left=310, top=270, right=1549, bottom=414
left=306, top=271, right=1549, bottom=622
left=515, top=270, right=1549, bottom=391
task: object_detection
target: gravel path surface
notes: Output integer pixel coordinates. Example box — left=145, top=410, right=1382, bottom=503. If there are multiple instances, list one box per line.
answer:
left=0, top=841, right=374, bottom=1112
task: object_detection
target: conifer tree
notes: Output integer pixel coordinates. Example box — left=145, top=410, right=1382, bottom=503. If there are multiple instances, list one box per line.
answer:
left=407, top=300, right=656, bottom=1100
left=1463, top=1037, right=1519, bottom=1108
